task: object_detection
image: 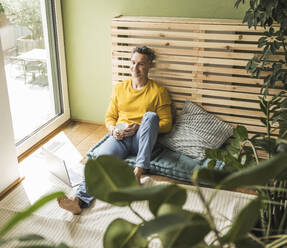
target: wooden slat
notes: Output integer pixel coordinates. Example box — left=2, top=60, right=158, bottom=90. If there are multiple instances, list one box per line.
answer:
left=215, top=115, right=263, bottom=126
left=112, top=37, right=264, bottom=52
left=112, top=20, right=271, bottom=32
left=159, top=80, right=281, bottom=96
left=169, top=94, right=260, bottom=110
left=111, top=28, right=262, bottom=42
left=173, top=102, right=265, bottom=118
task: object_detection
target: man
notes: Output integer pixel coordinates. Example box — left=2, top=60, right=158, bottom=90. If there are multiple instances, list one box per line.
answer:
left=58, top=46, right=172, bottom=214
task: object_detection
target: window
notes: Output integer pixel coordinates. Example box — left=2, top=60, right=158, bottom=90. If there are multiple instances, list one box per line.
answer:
left=0, top=0, right=70, bottom=156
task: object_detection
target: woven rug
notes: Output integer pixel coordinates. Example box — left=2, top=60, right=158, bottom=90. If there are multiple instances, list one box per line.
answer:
left=0, top=174, right=255, bottom=248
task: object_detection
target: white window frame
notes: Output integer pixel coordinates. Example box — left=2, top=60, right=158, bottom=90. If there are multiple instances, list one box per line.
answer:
left=1, top=0, right=71, bottom=156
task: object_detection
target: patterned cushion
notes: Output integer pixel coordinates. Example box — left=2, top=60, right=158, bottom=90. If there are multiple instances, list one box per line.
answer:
left=159, top=101, right=234, bottom=160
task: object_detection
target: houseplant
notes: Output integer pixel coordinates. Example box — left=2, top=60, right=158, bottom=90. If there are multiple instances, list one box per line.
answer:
left=81, top=154, right=287, bottom=248
left=234, top=0, right=287, bottom=96
left=0, top=192, right=71, bottom=247
left=204, top=0, right=287, bottom=243
left=0, top=0, right=44, bottom=53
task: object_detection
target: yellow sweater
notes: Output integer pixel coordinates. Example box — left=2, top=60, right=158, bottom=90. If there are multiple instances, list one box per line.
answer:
left=105, top=78, right=172, bottom=133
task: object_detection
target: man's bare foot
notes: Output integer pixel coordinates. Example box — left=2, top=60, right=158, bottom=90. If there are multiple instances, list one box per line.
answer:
left=58, top=196, right=82, bottom=215
left=134, top=166, right=143, bottom=185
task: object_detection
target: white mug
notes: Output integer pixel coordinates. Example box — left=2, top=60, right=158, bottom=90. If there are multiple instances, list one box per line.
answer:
left=115, top=122, right=128, bottom=134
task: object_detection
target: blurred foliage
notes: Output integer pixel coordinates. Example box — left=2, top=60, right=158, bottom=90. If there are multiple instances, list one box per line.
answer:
left=0, top=0, right=43, bottom=40
left=0, top=191, right=71, bottom=247
left=82, top=154, right=287, bottom=248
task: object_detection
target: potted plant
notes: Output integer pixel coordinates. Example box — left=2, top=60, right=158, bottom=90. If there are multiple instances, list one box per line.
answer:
left=0, top=0, right=44, bottom=53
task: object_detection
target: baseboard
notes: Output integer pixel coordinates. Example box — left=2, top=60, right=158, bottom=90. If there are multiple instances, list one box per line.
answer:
left=0, top=177, right=24, bottom=201
left=71, top=118, right=105, bottom=126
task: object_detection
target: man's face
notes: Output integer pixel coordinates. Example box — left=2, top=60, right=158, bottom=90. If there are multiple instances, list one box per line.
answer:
left=130, top=52, right=151, bottom=80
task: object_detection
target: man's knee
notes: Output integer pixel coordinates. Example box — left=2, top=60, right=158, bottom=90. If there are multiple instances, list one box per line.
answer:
left=143, top=112, right=159, bottom=122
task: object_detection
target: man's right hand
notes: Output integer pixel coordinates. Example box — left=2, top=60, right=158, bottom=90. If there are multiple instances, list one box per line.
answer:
left=112, top=128, right=124, bottom=140
left=109, top=125, right=124, bottom=140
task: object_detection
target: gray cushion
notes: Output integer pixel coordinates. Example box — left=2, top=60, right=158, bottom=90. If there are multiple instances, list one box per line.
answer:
left=159, top=101, right=234, bottom=160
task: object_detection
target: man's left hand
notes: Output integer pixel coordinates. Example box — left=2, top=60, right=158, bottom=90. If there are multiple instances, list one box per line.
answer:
left=123, top=123, right=139, bottom=137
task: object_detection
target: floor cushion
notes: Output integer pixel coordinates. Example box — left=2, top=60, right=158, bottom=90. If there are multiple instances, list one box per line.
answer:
left=87, top=134, right=224, bottom=183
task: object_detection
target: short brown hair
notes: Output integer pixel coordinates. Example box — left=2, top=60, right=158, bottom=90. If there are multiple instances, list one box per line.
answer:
left=132, top=46, right=155, bottom=63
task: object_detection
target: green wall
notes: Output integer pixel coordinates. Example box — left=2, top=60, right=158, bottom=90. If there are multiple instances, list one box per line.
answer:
left=61, top=0, right=247, bottom=123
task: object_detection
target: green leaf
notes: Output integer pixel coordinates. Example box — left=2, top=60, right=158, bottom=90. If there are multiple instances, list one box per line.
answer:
left=195, top=168, right=232, bottom=187
left=108, top=184, right=185, bottom=208
left=56, top=243, right=70, bottom=248
left=220, top=153, right=287, bottom=189
left=148, top=185, right=187, bottom=217
left=207, top=159, right=216, bottom=169
left=0, top=192, right=64, bottom=238
left=260, top=117, right=267, bottom=126
left=85, top=155, right=138, bottom=206
left=221, top=196, right=262, bottom=243
left=103, top=218, right=147, bottom=248
left=274, top=40, right=281, bottom=50
left=169, top=221, right=210, bottom=248
left=0, top=239, right=7, bottom=246
left=18, top=234, right=45, bottom=242
left=234, top=125, right=248, bottom=141
left=234, top=0, right=244, bottom=8
left=16, top=246, right=54, bottom=248
left=140, top=211, right=210, bottom=247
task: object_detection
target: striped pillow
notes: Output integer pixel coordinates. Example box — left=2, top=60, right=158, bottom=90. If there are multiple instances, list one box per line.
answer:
left=159, top=101, right=234, bottom=160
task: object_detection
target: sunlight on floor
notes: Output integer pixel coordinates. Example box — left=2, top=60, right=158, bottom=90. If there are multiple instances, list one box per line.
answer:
left=18, top=132, right=84, bottom=204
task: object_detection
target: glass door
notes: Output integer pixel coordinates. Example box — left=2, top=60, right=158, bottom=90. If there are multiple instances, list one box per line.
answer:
left=0, top=0, right=70, bottom=156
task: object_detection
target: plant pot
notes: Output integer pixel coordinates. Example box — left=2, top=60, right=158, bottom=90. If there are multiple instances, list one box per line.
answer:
left=16, top=35, right=44, bottom=54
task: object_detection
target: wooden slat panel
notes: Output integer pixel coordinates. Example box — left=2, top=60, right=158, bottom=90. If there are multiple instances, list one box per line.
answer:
left=111, top=16, right=285, bottom=140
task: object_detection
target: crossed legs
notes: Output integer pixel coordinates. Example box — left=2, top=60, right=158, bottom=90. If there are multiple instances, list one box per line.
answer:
left=58, top=112, right=159, bottom=214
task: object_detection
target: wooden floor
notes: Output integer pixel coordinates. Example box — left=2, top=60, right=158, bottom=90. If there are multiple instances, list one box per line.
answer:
left=58, top=120, right=187, bottom=184
left=61, top=121, right=109, bottom=158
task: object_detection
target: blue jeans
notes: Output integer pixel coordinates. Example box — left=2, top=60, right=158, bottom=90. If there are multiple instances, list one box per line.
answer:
left=76, top=112, right=159, bottom=208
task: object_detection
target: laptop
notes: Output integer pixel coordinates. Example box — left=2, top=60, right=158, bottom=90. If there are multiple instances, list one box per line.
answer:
left=42, top=148, right=84, bottom=187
